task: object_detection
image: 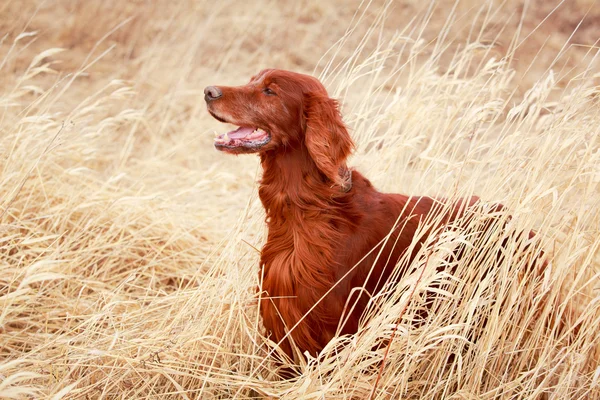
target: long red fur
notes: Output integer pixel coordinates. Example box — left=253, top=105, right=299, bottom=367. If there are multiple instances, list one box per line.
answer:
left=204, top=69, right=537, bottom=363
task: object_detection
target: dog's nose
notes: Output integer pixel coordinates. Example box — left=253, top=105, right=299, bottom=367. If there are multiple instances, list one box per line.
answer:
left=204, top=86, right=222, bottom=102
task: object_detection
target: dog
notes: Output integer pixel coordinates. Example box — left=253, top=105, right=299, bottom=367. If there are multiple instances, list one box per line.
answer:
left=204, top=69, right=543, bottom=364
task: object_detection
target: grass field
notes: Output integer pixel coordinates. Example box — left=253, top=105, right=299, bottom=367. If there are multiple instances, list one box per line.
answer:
left=1, top=0, right=599, bottom=398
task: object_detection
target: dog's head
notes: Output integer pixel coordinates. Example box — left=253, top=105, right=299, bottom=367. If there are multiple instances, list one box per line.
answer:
left=205, top=69, right=354, bottom=187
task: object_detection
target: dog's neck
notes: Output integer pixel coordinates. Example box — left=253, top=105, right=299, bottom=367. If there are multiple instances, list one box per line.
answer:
left=258, top=146, right=350, bottom=219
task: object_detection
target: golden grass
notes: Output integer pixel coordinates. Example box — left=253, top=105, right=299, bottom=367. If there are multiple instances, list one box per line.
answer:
left=1, top=0, right=599, bottom=398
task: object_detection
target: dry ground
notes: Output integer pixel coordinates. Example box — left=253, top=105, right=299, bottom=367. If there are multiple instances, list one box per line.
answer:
left=1, top=0, right=599, bottom=398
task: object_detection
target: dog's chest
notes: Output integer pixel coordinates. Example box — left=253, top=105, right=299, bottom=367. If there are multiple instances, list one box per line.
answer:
left=260, top=222, right=336, bottom=297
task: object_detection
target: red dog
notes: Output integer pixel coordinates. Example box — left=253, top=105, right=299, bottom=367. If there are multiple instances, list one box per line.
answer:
left=204, top=69, right=530, bottom=362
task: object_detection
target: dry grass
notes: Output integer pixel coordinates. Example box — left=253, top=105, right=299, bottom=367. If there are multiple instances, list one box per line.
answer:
left=1, top=0, right=599, bottom=398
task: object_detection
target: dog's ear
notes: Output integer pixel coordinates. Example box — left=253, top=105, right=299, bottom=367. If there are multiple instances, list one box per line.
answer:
left=304, top=93, right=354, bottom=188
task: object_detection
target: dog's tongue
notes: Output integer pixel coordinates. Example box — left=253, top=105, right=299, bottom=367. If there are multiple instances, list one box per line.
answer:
left=228, top=126, right=254, bottom=139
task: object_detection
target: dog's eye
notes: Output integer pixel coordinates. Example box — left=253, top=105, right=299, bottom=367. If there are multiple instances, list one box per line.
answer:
left=263, top=87, right=276, bottom=96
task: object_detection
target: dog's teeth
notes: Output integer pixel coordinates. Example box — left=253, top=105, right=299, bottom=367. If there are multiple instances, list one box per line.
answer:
left=224, top=133, right=230, bottom=141
left=213, top=131, right=219, bottom=137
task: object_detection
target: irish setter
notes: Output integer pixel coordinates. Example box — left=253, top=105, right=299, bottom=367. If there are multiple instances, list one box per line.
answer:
left=204, top=69, right=539, bottom=365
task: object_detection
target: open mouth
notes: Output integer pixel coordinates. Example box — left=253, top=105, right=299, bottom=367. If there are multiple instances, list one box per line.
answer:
left=213, top=126, right=271, bottom=152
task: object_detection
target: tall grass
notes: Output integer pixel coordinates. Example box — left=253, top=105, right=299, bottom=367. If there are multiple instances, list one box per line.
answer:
left=1, top=0, right=599, bottom=398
